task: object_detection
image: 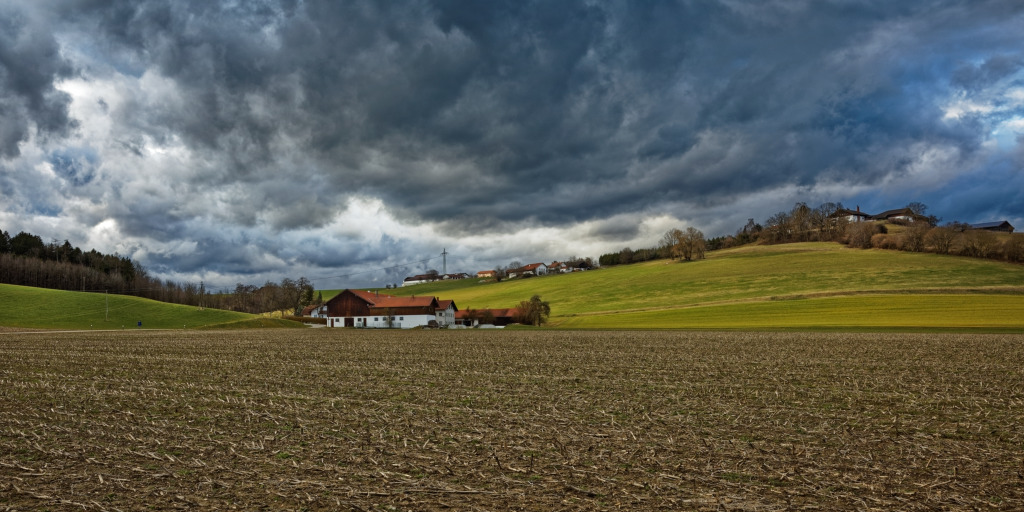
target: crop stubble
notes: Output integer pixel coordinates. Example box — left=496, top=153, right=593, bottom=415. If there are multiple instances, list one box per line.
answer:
left=1, top=329, right=1022, bottom=510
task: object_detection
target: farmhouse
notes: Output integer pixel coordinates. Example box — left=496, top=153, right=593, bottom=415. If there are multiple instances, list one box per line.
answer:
left=323, top=289, right=459, bottom=328
left=507, top=262, right=548, bottom=278
left=300, top=304, right=327, bottom=318
left=402, top=274, right=437, bottom=287
left=476, top=270, right=496, bottom=278
left=970, top=221, right=1015, bottom=233
left=403, top=272, right=470, bottom=287
left=829, top=207, right=871, bottom=223
left=870, top=208, right=921, bottom=223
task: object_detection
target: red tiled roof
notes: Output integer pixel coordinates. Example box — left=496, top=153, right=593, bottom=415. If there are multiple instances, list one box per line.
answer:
left=455, top=308, right=517, bottom=319
left=437, top=299, right=457, bottom=311
left=372, top=295, right=438, bottom=308
left=349, top=289, right=392, bottom=304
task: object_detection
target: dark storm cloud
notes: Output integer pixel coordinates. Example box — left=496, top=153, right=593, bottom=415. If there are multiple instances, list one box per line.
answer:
left=3, top=0, right=1024, bottom=285
left=36, top=1, right=1020, bottom=231
left=0, top=3, right=77, bottom=157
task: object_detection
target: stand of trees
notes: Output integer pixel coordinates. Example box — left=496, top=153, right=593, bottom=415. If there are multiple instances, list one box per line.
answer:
left=599, top=226, right=706, bottom=266
left=1, top=227, right=318, bottom=314
left=842, top=220, right=1024, bottom=263
left=514, top=295, right=550, bottom=326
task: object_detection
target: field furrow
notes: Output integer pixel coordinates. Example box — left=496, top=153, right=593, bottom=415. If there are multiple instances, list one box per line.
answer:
left=2, top=329, right=1022, bottom=510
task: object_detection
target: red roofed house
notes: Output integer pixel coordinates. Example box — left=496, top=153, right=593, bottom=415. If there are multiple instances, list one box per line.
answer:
left=435, top=299, right=458, bottom=327
left=507, top=262, right=548, bottom=278
left=324, top=289, right=458, bottom=328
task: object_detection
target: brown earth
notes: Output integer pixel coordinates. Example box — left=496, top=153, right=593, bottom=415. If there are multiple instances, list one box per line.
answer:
left=1, top=329, right=1022, bottom=510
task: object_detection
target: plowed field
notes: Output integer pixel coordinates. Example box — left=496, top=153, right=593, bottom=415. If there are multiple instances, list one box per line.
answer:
left=2, top=330, right=1022, bottom=510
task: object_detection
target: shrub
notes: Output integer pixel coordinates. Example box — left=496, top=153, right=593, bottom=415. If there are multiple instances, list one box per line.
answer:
left=926, top=227, right=957, bottom=254
left=871, top=233, right=897, bottom=250
left=900, top=223, right=930, bottom=252
left=1003, top=235, right=1024, bottom=263
left=959, top=230, right=998, bottom=259
left=846, top=222, right=879, bottom=249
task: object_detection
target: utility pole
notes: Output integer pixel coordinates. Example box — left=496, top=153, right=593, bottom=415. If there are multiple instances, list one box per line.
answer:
left=441, top=248, right=448, bottom=275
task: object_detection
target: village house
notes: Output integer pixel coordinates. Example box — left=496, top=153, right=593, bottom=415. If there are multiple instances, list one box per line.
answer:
left=401, top=274, right=438, bottom=286
left=829, top=206, right=871, bottom=223
left=870, top=208, right=922, bottom=223
left=300, top=304, right=327, bottom=318
left=402, top=272, right=470, bottom=287
left=476, top=269, right=496, bottom=278
left=323, top=289, right=458, bottom=328
left=507, top=262, right=548, bottom=278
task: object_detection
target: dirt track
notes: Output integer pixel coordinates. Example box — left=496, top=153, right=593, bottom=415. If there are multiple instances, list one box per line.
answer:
left=2, top=329, right=1022, bottom=510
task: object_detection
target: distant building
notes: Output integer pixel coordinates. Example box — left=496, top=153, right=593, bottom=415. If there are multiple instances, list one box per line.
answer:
left=870, top=208, right=922, bottom=223
left=829, top=206, right=871, bottom=223
left=455, top=308, right=518, bottom=328
left=970, top=221, right=1015, bottom=233
left=507, top=262, right=548, bottom=278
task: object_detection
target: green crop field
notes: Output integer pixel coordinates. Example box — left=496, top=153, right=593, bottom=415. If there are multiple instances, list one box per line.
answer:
left=0, top=284, right=268, bottom=330
left=353, top=242, right=1024, bottom=331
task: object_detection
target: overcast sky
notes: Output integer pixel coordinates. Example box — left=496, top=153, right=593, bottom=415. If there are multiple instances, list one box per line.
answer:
left=2, top=0, right=1023, bottom=290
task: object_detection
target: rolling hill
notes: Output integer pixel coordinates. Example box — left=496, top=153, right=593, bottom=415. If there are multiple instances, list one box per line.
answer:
left=4, top=242, right=1022, bottom=332
left=357, top=242, right=1024, bottom=331
left=0, top=284, right=292, bottom=330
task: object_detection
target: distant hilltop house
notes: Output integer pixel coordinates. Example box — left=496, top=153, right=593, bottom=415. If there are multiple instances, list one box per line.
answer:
left=870, top=208, right=925, bottom=223
left=402, top=272, right=470, bottom=287
left=476, top=269, right=496, bottom=278
left=970, top=221, right=1015, bottom=233
left=829, top=206, right=927, bottom=223
left=549, top=260, right=592, bottom=273
left=830, top=206, right=872, bottom=223
left=323, top=289, right=457, bottom=328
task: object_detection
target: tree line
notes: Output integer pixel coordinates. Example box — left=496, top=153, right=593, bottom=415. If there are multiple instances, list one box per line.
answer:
left=599, top=227, right=709, bottom=266
left=0, top=228, right=319, bottom=314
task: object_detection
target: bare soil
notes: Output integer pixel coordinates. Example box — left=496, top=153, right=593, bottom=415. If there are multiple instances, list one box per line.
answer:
left=2, top=329, right=1022, bottom=510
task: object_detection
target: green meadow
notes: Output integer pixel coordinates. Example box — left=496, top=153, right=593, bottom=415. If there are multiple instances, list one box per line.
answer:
left=4, top=242, right=1023, bottom=331
left=0, top=284, right=267, bottom=330
left=362, top=242, right=1024, bottom=331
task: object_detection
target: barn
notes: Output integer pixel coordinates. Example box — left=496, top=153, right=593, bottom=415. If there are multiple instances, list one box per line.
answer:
left=970, top=221, right=1015, bottom=233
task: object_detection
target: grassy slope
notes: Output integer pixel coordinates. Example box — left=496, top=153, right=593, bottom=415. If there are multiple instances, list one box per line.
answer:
left=0, top=284, right=280, bottom=330
left=337, top=242, right=1024, bottom=331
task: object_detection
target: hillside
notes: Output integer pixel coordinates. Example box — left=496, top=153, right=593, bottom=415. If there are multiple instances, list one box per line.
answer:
left=0, top=284, right=280, bottom=330
left=361, top=242, right=1024, bottom=331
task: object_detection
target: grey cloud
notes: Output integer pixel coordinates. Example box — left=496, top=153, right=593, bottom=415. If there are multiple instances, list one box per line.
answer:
left=3, top=0, right=1024, bottom=287
left=0, top=3, right=77, bottom=157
